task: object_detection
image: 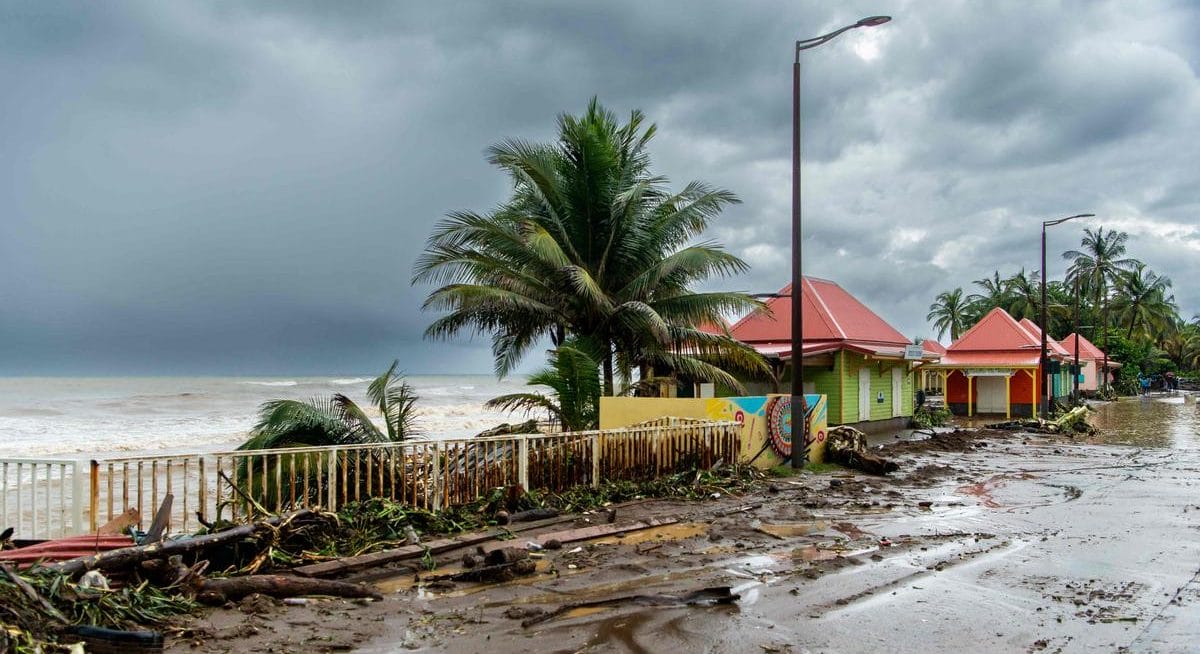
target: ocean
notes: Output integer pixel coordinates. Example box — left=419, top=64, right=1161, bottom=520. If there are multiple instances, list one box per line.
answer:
left=0, top=375, right=532, bottom=458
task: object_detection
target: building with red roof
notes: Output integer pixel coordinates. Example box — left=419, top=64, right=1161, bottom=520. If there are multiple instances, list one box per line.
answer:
left=929, top=307, right=1076, bottom=418
left=1060, top=332, right=1119, bottom=392
left=722, top=277, right=940, bottom=429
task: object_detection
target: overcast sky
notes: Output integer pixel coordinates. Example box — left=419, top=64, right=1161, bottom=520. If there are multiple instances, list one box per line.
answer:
left=2, top=0, right=1197, bottom=376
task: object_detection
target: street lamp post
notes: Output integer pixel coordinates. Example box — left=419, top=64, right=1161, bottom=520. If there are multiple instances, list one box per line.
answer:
left=791, top=15, right=890, bottom=469
left=1040, top=213, right=1094, bottom=420
left=1072, top=276, right=1080, bottom=402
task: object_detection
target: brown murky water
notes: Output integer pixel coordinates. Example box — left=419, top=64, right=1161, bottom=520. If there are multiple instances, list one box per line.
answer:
left=1086, top=393, right=1200, bottom=448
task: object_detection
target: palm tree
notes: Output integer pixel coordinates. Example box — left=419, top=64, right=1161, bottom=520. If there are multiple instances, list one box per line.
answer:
left=1112, top=263, right=1175, bottom=340
left=1003, top=268, right=1041, bottom=321
left=927, top=288, right=970, bottom=341
left=414, top=98, right=766, bottom=395
left=485, top=339, right=602, bottom=432
left=240, top=361, right=419, bottom=451
left=966, top=271, right=1010, bottom=323
left=1064, top=227, right=1136, bottom=389
left=232, top=362, right=420, bottom=512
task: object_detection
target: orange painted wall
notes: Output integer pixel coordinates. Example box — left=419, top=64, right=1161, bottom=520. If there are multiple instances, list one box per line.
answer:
left=1011, top=369, right=1036, bottom=404
left=945, top=367, right=1042, bottom=413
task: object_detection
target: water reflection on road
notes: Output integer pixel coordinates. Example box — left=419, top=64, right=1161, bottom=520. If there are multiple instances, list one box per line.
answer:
left=1087, top=392, right=1199, bottom=449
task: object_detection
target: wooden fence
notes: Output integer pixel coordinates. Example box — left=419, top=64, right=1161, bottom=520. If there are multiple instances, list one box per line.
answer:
left=3, top=420, right=740, bottom=540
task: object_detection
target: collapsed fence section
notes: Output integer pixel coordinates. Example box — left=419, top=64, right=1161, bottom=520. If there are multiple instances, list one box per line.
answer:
left=2, top=420, right=741, bottom=539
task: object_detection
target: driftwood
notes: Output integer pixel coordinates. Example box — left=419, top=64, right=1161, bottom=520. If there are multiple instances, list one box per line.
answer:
left=50, top=511, right=311, bottom=578
left=292, top=513, right=579, bottom=578
left=144, top=494, right=173, bottom=544
left=194, top=575, right=382, bottom=605
left=825, top=426, right=897, bottom=475
left=521, top=586, right=738, bottom=627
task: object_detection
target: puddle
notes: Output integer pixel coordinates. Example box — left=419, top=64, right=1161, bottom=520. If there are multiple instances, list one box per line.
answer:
left=376, top=558, right=559, bottom=596
left=592, top=522, right=708, bottom=546
left=754, top=520, right=827, bottom=538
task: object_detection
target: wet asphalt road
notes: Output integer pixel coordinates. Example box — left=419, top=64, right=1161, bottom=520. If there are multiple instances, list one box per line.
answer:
left=694, top=396, right=1200, bottom=653
left=355, top=395, right=1200, bottom=654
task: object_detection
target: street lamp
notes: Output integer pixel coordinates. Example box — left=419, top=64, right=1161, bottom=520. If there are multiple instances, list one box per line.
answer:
left=1040, top=213, right=1094, bottom=419
left=791, top=15, right=891, bottom=468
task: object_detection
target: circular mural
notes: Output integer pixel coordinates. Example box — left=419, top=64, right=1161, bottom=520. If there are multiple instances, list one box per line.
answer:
left=766, top=395, right=793, bottom=457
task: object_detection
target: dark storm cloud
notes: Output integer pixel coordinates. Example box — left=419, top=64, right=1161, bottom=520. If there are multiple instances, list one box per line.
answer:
left=2, top=0, right=1198, bottom=375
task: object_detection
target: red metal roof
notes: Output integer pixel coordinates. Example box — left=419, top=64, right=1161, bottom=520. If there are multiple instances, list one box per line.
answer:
left=729, top=277, right=910, bottom=348
left=949, top=308, right=1041, bottom=351
left=1060, top=333, right=1106, bottom=360
left=922, top=339, right=947, bottom=355
left=1018, top=319, right=1071, bottom=359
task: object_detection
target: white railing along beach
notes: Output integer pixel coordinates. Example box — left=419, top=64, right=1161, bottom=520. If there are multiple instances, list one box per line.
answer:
left=3, top=420, right=741, bottom=540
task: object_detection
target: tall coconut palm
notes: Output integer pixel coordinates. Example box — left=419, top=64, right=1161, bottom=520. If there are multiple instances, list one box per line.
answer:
left=1112, top=263, right=1175, bottom=340
left=966, top=271, right=1010, bottom=323
left=1003, top=268, right=1041, bottom=321
left=414, top=98, right=766, bottom=395
left=927, top=288, right=970, bottom=341
left=1064, top=227, right=1136, bottom=389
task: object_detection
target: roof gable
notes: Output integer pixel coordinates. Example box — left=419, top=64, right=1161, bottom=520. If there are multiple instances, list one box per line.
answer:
left=1061, top=333, right=1106, bottom=359
left=728, top=277, right=909, bottom=346
left=1019, top=319, right=1070, bottom=357
left=948, top=308, right=1041, bottom=351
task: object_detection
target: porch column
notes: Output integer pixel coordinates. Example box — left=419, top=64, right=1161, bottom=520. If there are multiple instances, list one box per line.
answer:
left=967, top=375, right=974, bottom=417
left=1005, top=374, right=1011, bottom=420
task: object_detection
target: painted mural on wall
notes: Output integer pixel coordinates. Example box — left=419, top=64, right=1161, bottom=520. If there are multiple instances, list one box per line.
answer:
left=598, top=394, right=828, bottom=468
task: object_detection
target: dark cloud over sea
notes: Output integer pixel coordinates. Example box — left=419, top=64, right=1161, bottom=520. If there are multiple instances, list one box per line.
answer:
left=2, top=1, right=1197, bottom=375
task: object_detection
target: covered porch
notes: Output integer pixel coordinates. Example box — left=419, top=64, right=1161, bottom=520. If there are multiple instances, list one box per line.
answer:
left=934, top=365, right=1039, bottom=419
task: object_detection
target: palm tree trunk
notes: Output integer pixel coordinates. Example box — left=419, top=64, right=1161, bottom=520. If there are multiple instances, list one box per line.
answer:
left=602, top=341, right=615, bottom=397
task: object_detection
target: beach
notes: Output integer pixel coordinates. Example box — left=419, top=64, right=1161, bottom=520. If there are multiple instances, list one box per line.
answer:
left=0, top=375, right=528, bottom=458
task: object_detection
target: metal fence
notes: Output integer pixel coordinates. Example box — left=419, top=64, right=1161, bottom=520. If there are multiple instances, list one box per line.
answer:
left=2, top=420, right=741, bottom=540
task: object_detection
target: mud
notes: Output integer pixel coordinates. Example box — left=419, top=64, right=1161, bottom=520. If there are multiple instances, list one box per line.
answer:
left=166, top=393, right=1200, bottom=653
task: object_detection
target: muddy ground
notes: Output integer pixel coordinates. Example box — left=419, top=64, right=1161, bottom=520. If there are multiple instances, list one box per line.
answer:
left=168, top=398, right=1200, bottom=653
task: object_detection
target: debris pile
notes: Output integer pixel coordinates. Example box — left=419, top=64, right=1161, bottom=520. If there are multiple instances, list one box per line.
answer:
left=986, top=405, right=1096, bottom=435
left=825, top=426, right=898, bottom=475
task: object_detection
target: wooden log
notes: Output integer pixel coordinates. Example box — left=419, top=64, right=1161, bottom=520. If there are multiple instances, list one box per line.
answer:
left=50, top=511, right=311, bottom=578
left=195, top=575, right=382, bottom=604
left=292, top=513, right=579, bottom=578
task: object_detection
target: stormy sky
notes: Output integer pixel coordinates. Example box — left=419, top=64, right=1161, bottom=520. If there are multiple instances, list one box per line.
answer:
left=2, top=1, right=1197, bottom=376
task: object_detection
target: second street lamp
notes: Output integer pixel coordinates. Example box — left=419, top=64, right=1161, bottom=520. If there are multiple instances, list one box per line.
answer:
left=1040, top=212, right=1094, bottom=419
left=791, top=15, right=890, bottom=468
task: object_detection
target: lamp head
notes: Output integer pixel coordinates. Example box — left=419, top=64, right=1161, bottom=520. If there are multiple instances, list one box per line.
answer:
left=857, top=16, right=892, bottom=27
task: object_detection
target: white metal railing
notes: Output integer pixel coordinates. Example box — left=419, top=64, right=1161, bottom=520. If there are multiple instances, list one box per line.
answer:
left=1, top=420, right=741, bottom=540
left=0, top=458, right=86, bottom=540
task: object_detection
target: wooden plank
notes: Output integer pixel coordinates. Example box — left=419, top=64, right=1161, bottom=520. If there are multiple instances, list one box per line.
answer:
left=292, top=513, right=580, bottom=578
left=480, top=516, right=679, bottom=553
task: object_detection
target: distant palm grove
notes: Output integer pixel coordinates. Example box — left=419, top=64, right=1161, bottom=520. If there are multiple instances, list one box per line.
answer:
left=927, top=227, right=1198, bottom=392
left=414, top=98, right=766, bottom=427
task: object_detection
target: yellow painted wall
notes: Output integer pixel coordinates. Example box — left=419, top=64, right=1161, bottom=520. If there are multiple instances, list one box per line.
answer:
left=599, top=394, right=829, bottom=468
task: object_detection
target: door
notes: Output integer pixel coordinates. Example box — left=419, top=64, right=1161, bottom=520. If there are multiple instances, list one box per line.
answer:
left=976, top=376, right=1007, bottom=413
left=858, top=368, right=871, bottom=422
left=891, top=367, right=904, bottom=417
